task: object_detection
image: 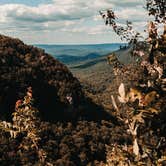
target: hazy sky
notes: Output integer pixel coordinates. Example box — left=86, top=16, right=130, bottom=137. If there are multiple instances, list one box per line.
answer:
left=0, top=0, right=148, bottom=44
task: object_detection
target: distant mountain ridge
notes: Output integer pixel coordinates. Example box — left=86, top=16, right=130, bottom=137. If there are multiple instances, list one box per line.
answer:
left=57, top=52, right=101, bottom=64
left=36, top=43, right=127, bottom=64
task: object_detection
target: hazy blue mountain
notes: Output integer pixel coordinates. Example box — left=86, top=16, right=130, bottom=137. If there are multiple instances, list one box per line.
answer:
left=36, top=43, right=127, bottom=64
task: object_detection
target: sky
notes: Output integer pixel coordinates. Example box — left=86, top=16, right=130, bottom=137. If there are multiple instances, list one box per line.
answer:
left=0, top=0, right=149, bottom=44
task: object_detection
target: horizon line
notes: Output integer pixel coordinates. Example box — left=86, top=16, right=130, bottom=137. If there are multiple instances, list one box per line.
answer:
left=34, top=42, right=127, bottom=46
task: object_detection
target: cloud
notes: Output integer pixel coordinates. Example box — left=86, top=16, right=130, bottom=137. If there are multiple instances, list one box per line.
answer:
left=0, top=0, right=149, bottom=44
left=61, top=24, right=110, bottom=35
left=0, top=1, right=112, bottom=24
left=116, top=6, right=148, bottom=22
left=0, top=1, right=113, bottom=34
left=0, top=0, right=144, bottom=24
left=109, top=0, right=145, bottom=7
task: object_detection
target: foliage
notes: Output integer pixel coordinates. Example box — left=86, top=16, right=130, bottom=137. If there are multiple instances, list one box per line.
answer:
left=99, top=0, right=166, bottom=165
left=0, top=87, right=50, bottom=165
left=0, top=87, right=134, bottom=165
left=99, top=10, right=141, bottom=44
left=146, top=0, right=166, bottom=23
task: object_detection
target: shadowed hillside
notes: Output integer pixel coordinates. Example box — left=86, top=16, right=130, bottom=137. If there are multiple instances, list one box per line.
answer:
left=0, top=35, right=83, bottom=121
left=0, top=35, right=116, bottom=123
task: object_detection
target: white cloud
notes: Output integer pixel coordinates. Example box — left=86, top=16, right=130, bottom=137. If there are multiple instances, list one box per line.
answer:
left=116, top=7, right=148, bottom=22
left=88, top=26, right=110, bottom=35
left=0, top=0, right=150, bottom=44
left=0, top=1, right=114, bottom=24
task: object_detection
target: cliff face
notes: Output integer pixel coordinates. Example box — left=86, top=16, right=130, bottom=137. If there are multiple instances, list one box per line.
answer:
left=0, top=35, right=83, bottom=121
